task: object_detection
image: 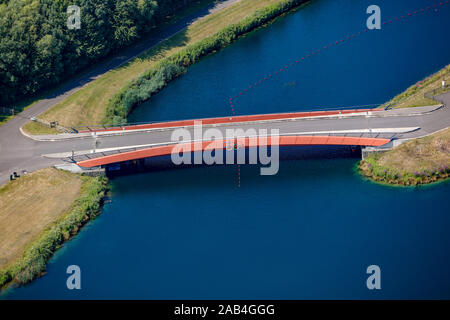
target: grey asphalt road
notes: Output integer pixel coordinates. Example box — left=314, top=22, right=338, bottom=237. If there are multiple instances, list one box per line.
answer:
left=1, top=94, right=448, bottom=185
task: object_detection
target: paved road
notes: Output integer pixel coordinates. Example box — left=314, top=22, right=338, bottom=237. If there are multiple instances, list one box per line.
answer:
left=1, top=95, right=448, bottom=185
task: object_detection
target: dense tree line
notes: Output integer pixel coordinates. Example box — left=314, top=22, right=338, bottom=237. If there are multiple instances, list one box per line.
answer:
left=0, top=0, right=193, bottom=105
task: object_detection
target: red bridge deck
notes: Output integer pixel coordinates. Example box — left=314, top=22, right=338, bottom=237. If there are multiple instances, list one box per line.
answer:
left=77, top=135, right=390, bottom=168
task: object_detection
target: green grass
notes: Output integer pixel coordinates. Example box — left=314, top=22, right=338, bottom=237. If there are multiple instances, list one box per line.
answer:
left=0, top=168, right=108, bottom=288
left=361, top=63, right=450, bottom=185
left=359, top=128, right=450, bottom=186
left=22, top=122, right=60, bottom=135
left=381, top=64, right=450, bottom=109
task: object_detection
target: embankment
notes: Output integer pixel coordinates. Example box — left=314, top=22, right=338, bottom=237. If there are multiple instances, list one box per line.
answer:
left=358, top=128, right=450, bottom=186
left=0, top=168, right=108, bottom=289
left=104, top=0, right=310, bottom=125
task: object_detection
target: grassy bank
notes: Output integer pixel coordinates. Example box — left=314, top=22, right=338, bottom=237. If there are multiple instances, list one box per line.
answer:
left=359, top=128, right=450, bottom=186
left=380, top=64, right=450, bottom=109
left=24, top=0, right=309, bottom=132
left=0, top=168, right=107, bottom=289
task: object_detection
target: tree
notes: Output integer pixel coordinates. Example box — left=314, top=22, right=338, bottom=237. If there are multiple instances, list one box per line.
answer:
left=0, top=0, right=192, bottom=105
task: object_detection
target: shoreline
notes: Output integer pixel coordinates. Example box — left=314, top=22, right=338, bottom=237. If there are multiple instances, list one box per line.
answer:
left=0, top=172, right=108, bottom=291
left=357, top=127, right=450, bottom=187
left=1, top=2, right=308, bottom=289
left=357, top=161, right=450, bottom=187
left=358, top=63, right=450, bottom=187
left=381, top=64, right=450, bottom=110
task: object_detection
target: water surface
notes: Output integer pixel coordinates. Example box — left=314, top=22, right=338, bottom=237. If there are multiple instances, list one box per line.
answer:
left=3, top=0, right=450, bottom=299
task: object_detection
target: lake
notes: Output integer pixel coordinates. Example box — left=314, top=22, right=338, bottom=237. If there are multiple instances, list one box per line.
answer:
left=3, top=0, right=450, bottom=299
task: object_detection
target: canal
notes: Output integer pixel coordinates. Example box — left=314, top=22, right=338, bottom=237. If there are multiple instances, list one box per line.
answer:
left=3, top=0, right=450, bottom=299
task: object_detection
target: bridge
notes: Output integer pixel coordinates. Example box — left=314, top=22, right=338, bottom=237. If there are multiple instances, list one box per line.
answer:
left=0, top=93, right=448, bottom=184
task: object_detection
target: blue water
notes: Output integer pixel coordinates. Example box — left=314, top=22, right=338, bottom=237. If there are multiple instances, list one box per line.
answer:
left=3, top=0, right=450, bottom=299
left=130, top=0, right=450, bottom=121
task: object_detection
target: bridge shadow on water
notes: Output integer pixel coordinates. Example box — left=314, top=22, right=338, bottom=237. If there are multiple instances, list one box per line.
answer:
left=104, top=145, right=362, bottom=179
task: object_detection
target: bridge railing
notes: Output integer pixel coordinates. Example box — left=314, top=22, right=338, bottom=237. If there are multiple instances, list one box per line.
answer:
left=384, top=80, right=449, bottom=110
left=70, top=103, right=383, bottom=132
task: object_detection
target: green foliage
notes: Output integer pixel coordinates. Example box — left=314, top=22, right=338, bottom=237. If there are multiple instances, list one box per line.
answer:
left=0, top=0, right=193, bottom=105
left=0, top=270, right=11, bottom=287
left=0, top=175, right=108, bottom=288
left=360, top=154, right=450, bottom=186
left=107, top=62, right=186, bottom=124
left=104, top=0, right=307, bottom=124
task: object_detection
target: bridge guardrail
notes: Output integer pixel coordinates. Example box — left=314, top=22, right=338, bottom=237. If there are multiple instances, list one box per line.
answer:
left=71, top=103, right=383, bottom=132
left=384, top=80, right=449, bottom=110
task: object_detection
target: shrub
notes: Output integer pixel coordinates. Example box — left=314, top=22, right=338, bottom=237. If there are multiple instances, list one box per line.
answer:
left=0, top=270, right=12, bottom=288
